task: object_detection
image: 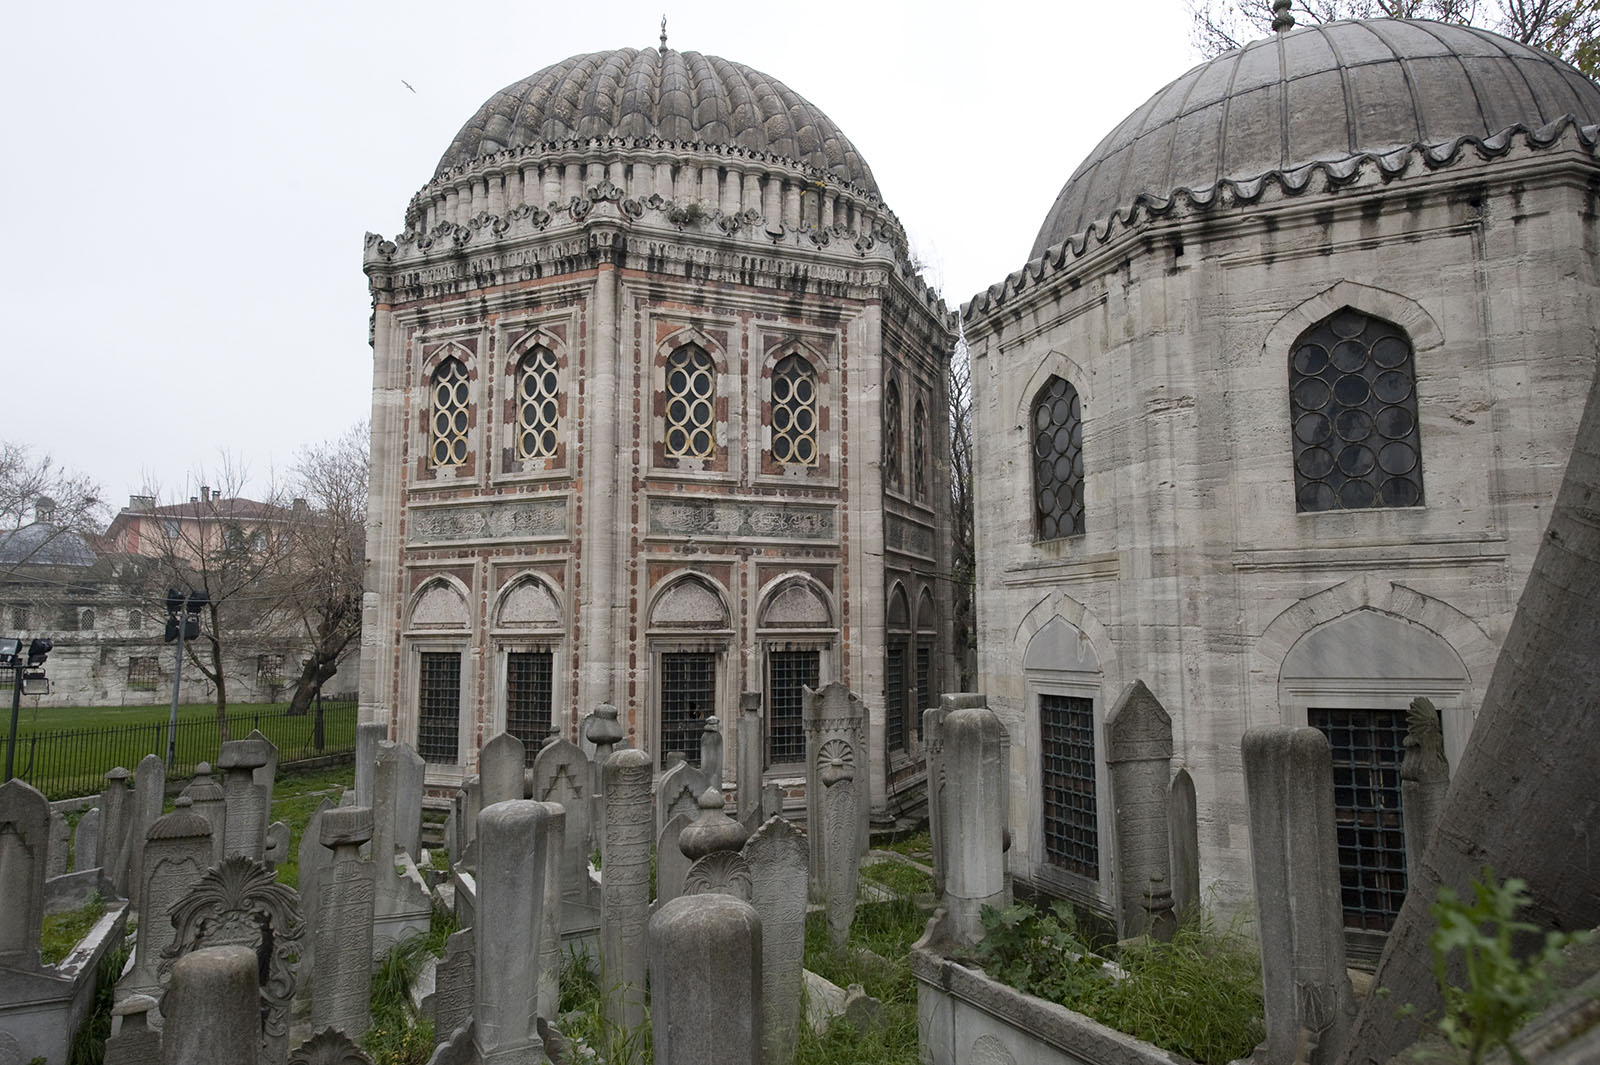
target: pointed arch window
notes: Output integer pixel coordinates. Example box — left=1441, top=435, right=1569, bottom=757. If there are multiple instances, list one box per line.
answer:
left=1290, top=308, right=1424, bottom=512
left=430, top=357, right=471, bottom=468
left=515, top=345, right=560, bottom=460
left=1033, top=376, right=1084, bottom=539
left=884, top=378, right=903, bottom=491
left=912, top=397, right=929, bottom=501
left=771, top=354, right=819, bottom=467
left=665, top=345, right=717, bottom=459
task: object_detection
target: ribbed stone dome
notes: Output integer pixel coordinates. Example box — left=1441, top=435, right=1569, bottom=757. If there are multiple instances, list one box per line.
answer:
left=1031, top=19, right=1600, bottom=258
left=436, top=47, right=878, bottom=195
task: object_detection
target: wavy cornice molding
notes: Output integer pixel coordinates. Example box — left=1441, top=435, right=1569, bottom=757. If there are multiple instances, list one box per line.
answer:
left=964, top=116, right=1600, bottom=321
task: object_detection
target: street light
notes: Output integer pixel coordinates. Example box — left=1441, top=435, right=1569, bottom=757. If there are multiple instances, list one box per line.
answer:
left=164, top=589, right=207, bottom=767
left=4, top=635, right=51, bottom=781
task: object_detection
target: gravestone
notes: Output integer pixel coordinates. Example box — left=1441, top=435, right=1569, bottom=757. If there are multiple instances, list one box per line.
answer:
left=431, top=928, right=474, bottom=1051
left=1401, top=696, right=1451, bottom=878
left=601, top=748, right=653, bottom=1033
left=101, top=766, right=133, bottom=896
left=737, top=691, right=763, bottom=825
left=74, top=806, right=101, bottom=874
left=126, top=754, right=167, bottom=898
left=803, top=682, right=868, bottom=908
left=264, top=820, right=291, bottom=869
left=1104, top=680, right=1174, bottom=940
left=538, top=805, right=565, bottom=1024
left=313, top=806, right=376, bottom=1039
left=161, top=855, right=303, bottom=1064
left=648, top=894, right=763, bottom=1065
left=656, top=759, right=706, bottom=840
left=295, top=797, right=337, bottom=1007
left=474, top=800, right=557, bottom=1065
left=459, top=774, right=481, bottom=858
left=1242, top=726, right=1356, bottom=1065
left=582, top=703, right=623, bottom=847
left=0, top=778, right=50, bottom=970
left=249, top=728, right=279, bottom=811
left=372, top=743, right=432, bottom=950
left=46, top=809, right=70, bottom=879
left=353, top=722, right=386, bottom=808
left=933, top=693, right=988, bottom=902
left=943, top=701, right=1008, bottom=947
left=1167, top=768, right=1199, bottom=926
left=161, top=945, right=260, bottom=1065
left=701, top=714, right=725, bottom=787
left=181, top=762, right=228, bottom=863
left=655, top=811, right=694, bottom=907
left=376, top=742, right=425, bottom=859
left=217, top=735, right=274, bottom=861
left=478, top=732, right=526, bottom=809
left=104, top=995, right=162, bottom=1065
left=122, top=797, right=213, bottom=1003
left=743, top=816, right=808, bottom=1065
left=531, top=736, right=592, bottom=901
left=685, top=851, right=753, bottom=900
left=287, top=1028, right=374, bottom=1065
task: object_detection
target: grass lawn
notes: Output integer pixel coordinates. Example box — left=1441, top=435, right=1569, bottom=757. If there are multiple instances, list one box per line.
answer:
left=8, top=700, right=320, bottom=735
left=270, top=763, right=356, bottom=889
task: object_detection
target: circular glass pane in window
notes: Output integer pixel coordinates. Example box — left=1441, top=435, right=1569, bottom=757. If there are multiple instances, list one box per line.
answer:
left=1330, top=309, right=1366, bottom=338
left=796, top=438, right=814, bottom=463
left=1334, top=374, right=1371, bottom=406
left=668, top=369, right=688, bottom=394
left=773, top=406, right=791, bottom=432
left=1380, top=477, right=1420, bottom=507
left=1339, top=479, right=1376, bottom=508
left=667, top=398, right=689, bottom=423
left=1295, top=412, right=1332, bottom=445
left=1331, top=340, right=1368, bottom=373
left=1297, top=446, right=1335, bottom=479
left=667, top=427, right=687, bottom=453
left=540, top=430, right=556, bottom=454
left=1073, top=450, right=1085, bottom=477
left=1372, top=336, right=1410, bottom=368
left=1298, top=481, right=1336, bottom=511
left=1294, top=378, right=1331, bottom=411
left=453, top=410, right=468, bottom=433
left=795, top=377, right=814, bottom=403
left=1053, top=425, right=1074, bottom=453
left=453, top=380, right=470, bottom=405
left=434, top=383, right=453, bottom=407
left=1293, top=344, right=1329, bottom=376
left=434, top=411, right=451, bottom=435
left=1376, top=405, right=1415, bottom=439
left=1034, top=431, right=1053, bottom=458
left=1035, top=403, right=1054, bottom=431
left=796, top=408, right=815, bottom=432
left=690, top=368, right=714, bottom=398
left=1338, top=444, right=1375, bottom=476
left=1053, top=454, right=1072, bottom=481
left=451, top=439, right=468, bottom=463
left=1378, top=440, right=1417, bottom=475
left=1334, top=408, right=1372, bottom=442
left=773, top=437, right=792, bottom=462
left=540, top=400, right=558, bottom=424
left=691, top=430, right=711, bottom=455
left=540, top=371, right=558, bottom=395
left=1374, top=370, right=1412, bottom=404
left=690, top=399, right=713, bottom=427
left=432, top=440, right=449, bottom=465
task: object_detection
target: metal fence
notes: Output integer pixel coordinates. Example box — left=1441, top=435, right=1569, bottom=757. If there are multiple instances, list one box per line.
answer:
left=9, top=700, right=358, bottom=799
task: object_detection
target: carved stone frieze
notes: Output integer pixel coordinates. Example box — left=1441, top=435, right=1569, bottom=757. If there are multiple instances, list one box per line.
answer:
left=885, top=513, right=936, bottom=559
left=647, top=498, right=836, bottom=542
left=408, top=498, right=568, bottom=545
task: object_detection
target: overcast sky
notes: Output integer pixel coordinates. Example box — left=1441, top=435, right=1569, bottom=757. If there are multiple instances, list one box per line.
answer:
left=4, top=1, right=1204, bottom=511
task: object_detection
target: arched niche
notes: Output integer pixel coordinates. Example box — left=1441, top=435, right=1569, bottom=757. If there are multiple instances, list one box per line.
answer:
left=886, top=582, right=910, bottom=632
left=757, top=576, right=834, bottom=631
left=1022, top=614, right=1101, bottom=675
left=408, top=578, right=470, bottom=631
left=493, top=575, right=563, bottom=631
left=648, top=574, right=731, bottom=632
left=915, top=587, right=936, bottom=634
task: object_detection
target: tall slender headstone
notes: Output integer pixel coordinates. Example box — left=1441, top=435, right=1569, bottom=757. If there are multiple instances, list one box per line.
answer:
left=182, top=762, right=228, bottom=863
left=314, top=806, right=377, bottom=1039
left=648, top=894, right=763, bottom=1065
left=656, top=759, right=707, bottom=840
left=582, top=703, right=622, bottom=848
left=1167, top=768, right=1199, bottom=926
left=122, top=797, right=213, bottom=1002
left=1104, top=680, right=1174, bottom=940
left=354, top=722, right=386, bottom=809
left=125, top=754, right=168, bottom=898
left=0, top=778, right=50, bottom=970
left=217, top=735, right=274, bottom=861
left=737, top=691, right=763, bottom=825
left=74, top=806, right=101, bottom=873
left=379, top=742, right=425, bottom=858
left=101, top=766, right=134, bottom=896
left=743, top=816, right=808, bottom=1065
left=296, top=797, right=337, bottom=1006
left=474, top=799, right=556, bottom=1065
left=531, top=736, right=592, bottom=901
left=655, top=811, right=695, bottom=907
left=431, top=928, right=475, bottom=1050
left=1400, top=696, right=1450, bottom=879
left=162, top=945, right=260, bottom=1065
left=601, top=748, right=653, bottom=1032
left=372, top=742, right=432, bottom=948
left=46, top=808, right=70, bottom=879
left=537, top=805, right=565, bottom=1025
left=701, top=714, right=725, bottom=787
left=1243, top=726, right=1356, bottom=1065
left=478, top=732, right=526, bottom=809
left=803, top=682, right=868, bottom=907
left=932, top=693, right=988, bottom=902
left=943, top=701, right=1008, bottom=948
left=248, top=728, right=280, bottom=836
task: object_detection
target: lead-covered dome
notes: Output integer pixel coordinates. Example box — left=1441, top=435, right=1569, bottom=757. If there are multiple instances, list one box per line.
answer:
left=436, top=47, right=878, bottom=195
left=1031, top=20, right=1600, bottom=258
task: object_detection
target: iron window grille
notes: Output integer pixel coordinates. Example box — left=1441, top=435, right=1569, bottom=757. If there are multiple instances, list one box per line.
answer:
left=660, top=651, right=715, bottom=767
left=915, top=645, right=932, bottom=741
left=771, top=354, right=819, bottom=467
left=1041, top=693, right=1098, bottom=879
left=665, top=346, right=716, bottom=459
left=129, top=656, right=161, bottom=691
left=1033, top=376, right=1085, bottom=540
left=1290, top=308, right=1424, bottom=512
left=506, top=650, right=555, bottom=762
left=885, top=643, right=907, bottom=752
left=430, top=357, right=472, bottom=468
left=1309, top=707, right=1409, bottom=932
left=418, top=651, right=462, bottom=764
left=913, top=398, right=929, bottom=500
left=883, top=379, right=903, bottom=491
left=766, top=648, right=819, bottom=766
left=516, top=346, right=561, bottom=460
left=257, top=653, right=285, bottom=684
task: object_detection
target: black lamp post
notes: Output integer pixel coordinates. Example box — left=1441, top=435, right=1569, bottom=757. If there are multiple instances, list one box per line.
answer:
left=164, top=588, right=207, bottom=768
left=3, top=636, right=52, bottom=781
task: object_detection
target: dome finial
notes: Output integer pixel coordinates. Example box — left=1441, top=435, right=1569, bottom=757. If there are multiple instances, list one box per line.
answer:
left=660, top=14, right=668, bottom=53
left=1272, top=0, right=1296, bottom=32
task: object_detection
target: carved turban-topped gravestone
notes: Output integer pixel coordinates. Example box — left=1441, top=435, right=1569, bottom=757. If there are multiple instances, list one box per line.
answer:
left=656, top=759, right=706, bottom=840
left=803, top=683, right=865, bottom=944
left=601, top=748, right=653, bottom=1033
left=181, top=762, right=228, bottom=863
left=313, top=806, right=376, bottom=1040
left=217, top=735, right=275, bottom=861
left=700, top=714, right=725, bottom=787
left=743, top=815, right=809, bottom=1065
left=287, top=1028, right=374, bottom=1065
left=0, top=778, right=51, bottom=971
left=161, top=856, right=303, bottom=1065
left=681, top=785, right=752, bottom=900
left=122, top=797, right=214, bottom=1004
left=582, top=703, right=623, bottom=842
left=1104, top=680, right=1174, bottom=941
left=478, top=732, right=526, bottom=809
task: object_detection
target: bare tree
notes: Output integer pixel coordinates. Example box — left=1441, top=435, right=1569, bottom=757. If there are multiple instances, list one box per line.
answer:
left=1186, top=0, right=1599, bottom=76
left=0, top=442, right=106, bottom=576
left=278, top=423, right=368, bottom=730
left=949, top=333, right=977, bottom=689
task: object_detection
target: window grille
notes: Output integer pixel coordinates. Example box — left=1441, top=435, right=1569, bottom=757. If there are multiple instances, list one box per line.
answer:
left=1033, top=376, right=1084, bottom=539
left=430, top=357, right=471, bottom=468
left=771, top=354, right=819, bottom=467
left=885, top=644, right=906, bottom=752
left=128, top=608, right=143, bottom=630
left=915, top=644, right=932, bottom=740
left=506, top=650, right=554, bottom=762
left=883, top=379, right=903, bottom=490
left=129, top=656, right=161, bottom=691
left=418, top=651, right=461, bottom=764
left=913, top=398, right=929, bottom=500
left=660, top=651, right=715, bottom=767
left=766, top=649, right=818, bottom=765
left=516, top=346, right=560, bottom=460
left=1290, top=308, right=1424, bottom=512
left=1041, top=693, right=1098, bottom=878
left=1309, top=708, right=1409, bottom=931
left=257, top=654, right=284, bottom=684
left=665, top=346, right=716, bottom=459
left=80, top=608, right=95, bottom=631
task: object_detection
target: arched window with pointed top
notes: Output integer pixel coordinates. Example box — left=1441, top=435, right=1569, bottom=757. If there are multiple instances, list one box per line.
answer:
left=1032, top=376, right=1084, bottom=540
left=1289, top=307, right=1424, bottom=513
left=883, top=378, right=904, bottom=492
left=515, top=345, right=560, bottom=460
left=430, top=356, right=471, bottom=468
left=770, top=354, right=819, bottom=467
left=664, top=344, right=717, bottom=460
left=912, top=396, right=929, bottom=501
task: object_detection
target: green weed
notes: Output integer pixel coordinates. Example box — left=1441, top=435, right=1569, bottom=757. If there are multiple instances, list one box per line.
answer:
left=40, top=894, right=106, bottom=967
left=68, top=938, right=130, bottom=1065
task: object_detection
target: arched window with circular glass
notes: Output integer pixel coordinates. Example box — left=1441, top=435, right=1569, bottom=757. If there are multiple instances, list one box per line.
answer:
left=770, top=354, right=818, bottom=467
left=430, top=357, right=471, bottom=468
left=912, top=397, right=929, bottom=500
left=1290, top=308, right=1423, bottom=512
left=883, top=378, right=903, bottom=491
left=1033, top=376, right=1084, bottom=539
left=515, top=346, right=560, bottom=460
left=665, top=345, right=716, bottom=459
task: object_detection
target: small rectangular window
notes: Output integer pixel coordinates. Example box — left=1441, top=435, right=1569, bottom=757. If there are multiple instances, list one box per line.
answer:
left=506, top=650, right=554, bottom=762
left=660, top=651, right=715, bottom=767
left=1041, top=693, right=1098, bottom=879
left=885, top=644, right=906, bottom=752
left=418, top=652, right=461, bottom=764
left=1309, top=707, right=1408, bottom=933
left=257, top=653, right=285, bottom=683
left=129, top=656, right=161, bottom=691
left=766, top=649, right=819, bottom=766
